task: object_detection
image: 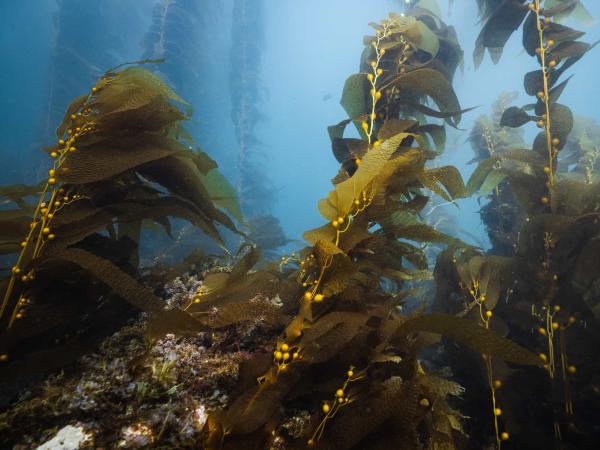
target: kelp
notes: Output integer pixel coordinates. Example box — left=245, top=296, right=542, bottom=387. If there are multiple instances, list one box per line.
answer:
left=229, top=0, right=275, bottom=220
left=473, top=0, right=594, bottom=67
left=142, top=0, right=224, bottom=146
left=436, top=2, right=600, bottom=448
left=246, top=215, right=293, bottom=260
left=38, top=0, right=153, bottom=169
left=0, top=65, right=241, bottom=395
left=197, top=4, right=539, bottom=449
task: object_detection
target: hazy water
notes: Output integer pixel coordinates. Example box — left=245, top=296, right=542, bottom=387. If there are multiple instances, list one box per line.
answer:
left=1, top=0, right=599, bottom=252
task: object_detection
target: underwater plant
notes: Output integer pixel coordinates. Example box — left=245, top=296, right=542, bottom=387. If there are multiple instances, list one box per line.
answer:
left=142, top=0, right=225, bottom=147
left=229, top=0, right=274, bottom=218
left=39, top=0, right=152, bottom=157
left=467, top=92, right=528, bottom=255
left=433, top=1, right=600, bottom=448
left=0, top=64, right=242, bottom=399
left=185, top=5, right=541, bottom=449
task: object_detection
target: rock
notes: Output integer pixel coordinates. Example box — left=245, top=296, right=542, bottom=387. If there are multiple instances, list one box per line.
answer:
left=36, top=425, right=91, bottom=450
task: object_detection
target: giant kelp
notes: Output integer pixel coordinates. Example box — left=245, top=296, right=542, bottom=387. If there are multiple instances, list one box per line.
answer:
left=0, top=65, right=241, bottom=400
left=467, top=92, right=527, bottom=255
left=435, top=1, right=600, bottom=448
left=39, top=0, right=152, bottom=162
left=142, top=0, right=224, bottom=146
left=189, top=5, right=540, bottom=449
left=229, top=0, right=275, bottom=218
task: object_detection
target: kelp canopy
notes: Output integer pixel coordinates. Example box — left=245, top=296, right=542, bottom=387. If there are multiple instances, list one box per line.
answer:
left=0, top=63, right=242, bottom=397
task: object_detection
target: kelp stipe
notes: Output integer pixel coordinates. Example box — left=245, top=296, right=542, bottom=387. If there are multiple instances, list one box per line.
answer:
left=229, top=0, right=274, bottom=218
left=198, top=4, right=540, bottom=449
left=0, top=64, right=241, bottom=391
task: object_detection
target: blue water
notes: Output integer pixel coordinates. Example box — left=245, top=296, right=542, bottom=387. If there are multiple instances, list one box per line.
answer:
left=1, top=0, right=599, bottom=252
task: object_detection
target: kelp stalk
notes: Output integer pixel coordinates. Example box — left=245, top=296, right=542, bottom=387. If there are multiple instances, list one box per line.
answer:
left=364, top=23, right=391, bottom=146
left=308, top=367, right=367, bottom=446
left=0, top=98, right=94, bottom=328
left=530, top=0, right=558, bottom=196
left=468, top=278, right=509, bottom=448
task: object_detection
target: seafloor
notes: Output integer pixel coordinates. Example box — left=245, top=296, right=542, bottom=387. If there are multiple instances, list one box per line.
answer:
left=0, top=269, right=307, bottom=449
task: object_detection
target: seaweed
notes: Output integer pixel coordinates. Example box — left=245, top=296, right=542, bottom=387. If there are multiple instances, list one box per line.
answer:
left=229, top=0, right=275, bottom=218
left=0, top=65, right=241, bottom=399
left=190, top=5, right=539, bottom=449
left=435, top=2, right=600, bottom=448
left=142, top=0, right=223, bottom=144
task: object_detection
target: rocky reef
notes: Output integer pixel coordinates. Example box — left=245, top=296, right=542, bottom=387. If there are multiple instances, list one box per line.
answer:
left=0, top=271, right=287, bottom=449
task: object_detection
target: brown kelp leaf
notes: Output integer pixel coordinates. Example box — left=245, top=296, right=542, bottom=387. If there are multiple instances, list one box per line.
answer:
left=301, top=320, right=365, bottom=364
left=58, top=135, right=185, bottom=184
left=418, top=166, right=466, bottom=201
left=456, top=255, right=515, bottom=309
left=221, top=378, right=293, bottom=434
left=550, top=103, right=574, bottom=143
left=331, top=138, right=368, bottom=165
left=338, top=214, right=371, bottom=253
left=92, top=66, right=191, bottom=117
left=340, top=73, right=370, bottom=136
left=543, top=0, right=583, bottom=18
left=229, top=246, right=261, bottom=283
left=0, top=183, right=44, bottom=208
left=202, top=299, right=285, bottom=329
left=42, top=210, right=115, bottom=252
left=419, top=124, right=447, bottom=151
left=300, top=311, right=369, bottom=363
left=115, top=197, right=226, bottom=245
left=0, top=212, right=33, bottom=240
left=327, top=118, right=353, bottom=141
left=50, top=248, right=201, bottom=334
left=466, top=158, right=498, bottom=195
left=524, top=49, right=588, bottom=96
left=332, top=133, right=410, bottom=215
left=394, top=224, right=466, bottom=247
left=473, top=0, right=528, bottom=68
left=201, top=169, right=244, bottom=224
left=191, top=270, right=282, bottom=311
left=500, top=106, right=532, bottom=128
left=524, top=17, right=585, bottom=56
left=56, top=94, right=88, bottom=138
left=420, top=374, right=465, bottom=398
left=139, top=154, right=238, bottom=239
left=378, top=119, right=419, bottom=141
left=320, top=249, right=357, bottom=297
left=548, top=40, right=596, bottom=62
left=325, top=377, right=420, bottom=449
left=399, top=313, right=540, bottom=365
left=202, top=272, right=231, bottom=293
left=413, top=20, right=441, bottom=57
left=390, top=68, right=462, bottom=124
left=313, top=239, right=345, bottom=267
left=190, top=150, right=218, bottom=174
left=49, top=201, right=103, bottom=227
left=304, top=223, right=337, bottom=245
left=318, top=198, right=339, bottom=222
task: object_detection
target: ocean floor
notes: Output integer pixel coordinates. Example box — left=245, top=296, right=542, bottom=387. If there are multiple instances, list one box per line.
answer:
left=0, top=272, right=303, bottom=449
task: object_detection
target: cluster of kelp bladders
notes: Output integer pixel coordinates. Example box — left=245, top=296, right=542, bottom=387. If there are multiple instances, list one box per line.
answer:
left=0, top=64, right=241, bottom=392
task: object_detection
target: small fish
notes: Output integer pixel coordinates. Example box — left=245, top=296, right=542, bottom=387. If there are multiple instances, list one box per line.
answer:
left=322, top=93, right=332, bottom=101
